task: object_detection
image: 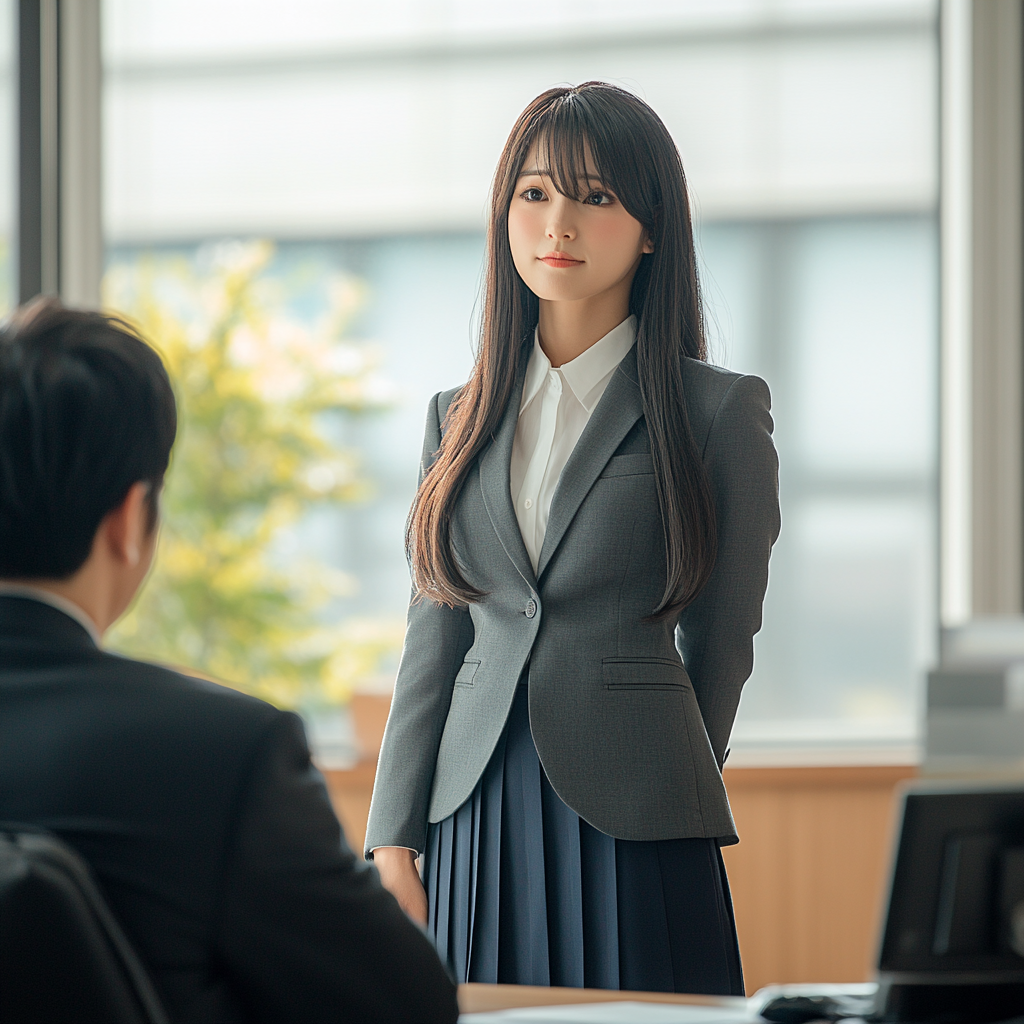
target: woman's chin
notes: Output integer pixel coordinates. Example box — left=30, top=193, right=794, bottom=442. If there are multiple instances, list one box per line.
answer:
left=525, top=280, right=605, bottom=304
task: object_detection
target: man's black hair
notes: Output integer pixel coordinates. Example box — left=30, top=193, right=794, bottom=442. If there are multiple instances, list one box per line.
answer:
left=0, top=299, right=177, bottom=579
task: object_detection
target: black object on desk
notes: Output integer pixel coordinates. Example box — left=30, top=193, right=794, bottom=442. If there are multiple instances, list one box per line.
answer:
left=760, top=991, right=876, bottom=1022
left=875, top=781, right=1024, bottom=1022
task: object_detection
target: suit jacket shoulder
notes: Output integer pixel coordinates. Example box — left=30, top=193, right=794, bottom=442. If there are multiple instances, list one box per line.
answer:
left=102, top=649, right=280, bottom=720
left=418, top=385, right=466, bottom=479
left=682, top=358, right=771, bottom=454
left=435, top=385, right=463, bottom=426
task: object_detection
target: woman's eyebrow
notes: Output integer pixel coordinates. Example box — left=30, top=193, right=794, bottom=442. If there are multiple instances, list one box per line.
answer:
left=517, top=168, right=605, bottom=182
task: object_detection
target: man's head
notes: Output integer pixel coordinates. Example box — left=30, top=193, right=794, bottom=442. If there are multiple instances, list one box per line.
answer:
left=0, top=299, right=176, bottom=632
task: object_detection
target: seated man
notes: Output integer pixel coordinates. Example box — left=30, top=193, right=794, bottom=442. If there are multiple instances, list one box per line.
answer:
left=0, top=301, right=458, bottom=1024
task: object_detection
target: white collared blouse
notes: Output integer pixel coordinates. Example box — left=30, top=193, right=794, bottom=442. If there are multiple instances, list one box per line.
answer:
left=510, top=315, right=636, bottom=572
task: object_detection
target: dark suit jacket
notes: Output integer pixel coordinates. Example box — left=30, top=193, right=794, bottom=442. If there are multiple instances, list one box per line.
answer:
left=0, top=595, right=458, bottom=1024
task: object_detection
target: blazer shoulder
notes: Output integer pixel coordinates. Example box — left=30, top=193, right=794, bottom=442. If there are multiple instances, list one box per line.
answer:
left=681, top=359, right=771, bottom=448
left=433, top=385, right=465, bottom=433
left=420, top=384, right=467, bottom=476
left=98, top=650, right=283, bottom=732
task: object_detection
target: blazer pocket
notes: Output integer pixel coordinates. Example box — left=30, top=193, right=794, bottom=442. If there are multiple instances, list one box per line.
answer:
left=454, top=659, right=481, bottom=687
left=599, top=453, right=655, bottom=478
left=602, top=656, right=690, bottom=690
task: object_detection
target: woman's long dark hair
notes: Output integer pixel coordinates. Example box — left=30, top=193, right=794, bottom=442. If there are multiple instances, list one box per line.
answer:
left=408, top=82, right=717, bottom=620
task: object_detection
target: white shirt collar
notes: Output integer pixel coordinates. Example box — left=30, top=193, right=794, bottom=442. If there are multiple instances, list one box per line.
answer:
left=0, top=584, right=102, bottom=646
left=520, top=315, right=636, bottom=415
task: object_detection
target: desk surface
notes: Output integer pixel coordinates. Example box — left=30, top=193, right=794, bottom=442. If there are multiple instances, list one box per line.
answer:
left=458, top=983, right=746, bottom=1013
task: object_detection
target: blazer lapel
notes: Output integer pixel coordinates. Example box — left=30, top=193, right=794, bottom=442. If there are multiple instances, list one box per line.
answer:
left=478, top=361, right=538, bottom=590
left=536, top=347, right=644, bottom=579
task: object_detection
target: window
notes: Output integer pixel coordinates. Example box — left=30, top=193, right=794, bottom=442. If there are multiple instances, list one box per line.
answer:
left=101, top=0, right=939, bottom=762
left=707, top=216, right=936, bottom=760
left=0, top=1, right=15, bottom=310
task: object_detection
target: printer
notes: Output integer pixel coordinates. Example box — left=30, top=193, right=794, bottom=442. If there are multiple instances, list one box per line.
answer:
left=926, top=617, right=1024, bottom=774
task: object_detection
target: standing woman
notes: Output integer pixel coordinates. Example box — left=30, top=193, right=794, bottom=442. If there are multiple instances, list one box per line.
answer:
left=367, top=82, right=780, bottom=995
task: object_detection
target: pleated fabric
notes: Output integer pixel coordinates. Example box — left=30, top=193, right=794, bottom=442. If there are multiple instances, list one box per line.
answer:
left=423, top=684, right=744, bottom=995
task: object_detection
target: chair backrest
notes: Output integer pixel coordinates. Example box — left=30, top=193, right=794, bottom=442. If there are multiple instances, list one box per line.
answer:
left=0, top=825, right=168, bottom=1024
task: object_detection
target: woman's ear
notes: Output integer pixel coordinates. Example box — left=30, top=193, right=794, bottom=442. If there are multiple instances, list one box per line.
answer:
left=642, top=235, right=655, bottom=254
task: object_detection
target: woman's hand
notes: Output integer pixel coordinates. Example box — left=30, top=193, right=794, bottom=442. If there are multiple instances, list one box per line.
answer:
left=373, top=846, right=428, bottom=926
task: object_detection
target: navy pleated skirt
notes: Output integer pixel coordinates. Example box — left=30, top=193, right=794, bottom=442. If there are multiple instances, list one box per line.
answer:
left=422, top=683, right=744, bottom=994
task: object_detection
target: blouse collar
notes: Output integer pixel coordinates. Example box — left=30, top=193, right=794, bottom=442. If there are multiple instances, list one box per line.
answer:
left=520, top=315, right=637, bottom=415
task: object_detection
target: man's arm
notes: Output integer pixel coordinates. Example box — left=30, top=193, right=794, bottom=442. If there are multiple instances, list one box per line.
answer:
left=216, top=712, right=458, bottom=1024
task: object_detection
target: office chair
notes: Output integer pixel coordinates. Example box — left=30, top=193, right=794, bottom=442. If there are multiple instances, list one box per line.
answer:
left=0, top=825, right=168, bottom=1023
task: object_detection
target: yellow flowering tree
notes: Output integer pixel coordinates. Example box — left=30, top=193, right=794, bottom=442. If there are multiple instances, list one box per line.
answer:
left=105, top=241, right=403, bottom=708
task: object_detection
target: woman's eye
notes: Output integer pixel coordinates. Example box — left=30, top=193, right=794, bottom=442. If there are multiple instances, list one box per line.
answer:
left=584, top=191, right=613, bottom=206
left=520, top=187, right=545, bottom=202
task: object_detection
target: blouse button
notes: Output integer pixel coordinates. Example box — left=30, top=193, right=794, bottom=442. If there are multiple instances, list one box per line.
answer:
left=524, top=498, right=533, bottom=509
left=525, top=599, right=538, bottom=618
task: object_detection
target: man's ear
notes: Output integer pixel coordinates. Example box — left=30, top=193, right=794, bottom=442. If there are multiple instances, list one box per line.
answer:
left=102, top=482, right=151, bottom=567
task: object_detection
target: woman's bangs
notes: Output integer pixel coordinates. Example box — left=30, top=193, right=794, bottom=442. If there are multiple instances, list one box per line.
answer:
left=532, top=104, right=614, bottom=203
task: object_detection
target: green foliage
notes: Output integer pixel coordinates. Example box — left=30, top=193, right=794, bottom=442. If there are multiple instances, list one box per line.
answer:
left=105, top=241, right=403, bottom=708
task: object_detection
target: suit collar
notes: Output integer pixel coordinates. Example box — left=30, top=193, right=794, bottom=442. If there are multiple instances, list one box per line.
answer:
left=536, top=346, right=644, bottom=579
left=479, top=351, right=539, bottom=591
left=0, top=594, right=100, bottom=652
left=0, top=585, right=101, bottom=645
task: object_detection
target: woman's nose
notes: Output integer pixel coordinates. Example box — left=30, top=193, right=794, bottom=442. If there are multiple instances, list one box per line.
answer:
left=546, top=221, right=576, bottom=240
left=546, top=198, right=577, bottom=240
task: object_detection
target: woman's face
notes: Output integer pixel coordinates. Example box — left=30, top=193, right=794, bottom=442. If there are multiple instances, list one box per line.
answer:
left=507, top=139, right=653, bottom=305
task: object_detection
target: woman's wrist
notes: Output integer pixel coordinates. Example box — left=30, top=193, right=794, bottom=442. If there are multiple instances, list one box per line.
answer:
left=371, top=846, right=418, bottom=869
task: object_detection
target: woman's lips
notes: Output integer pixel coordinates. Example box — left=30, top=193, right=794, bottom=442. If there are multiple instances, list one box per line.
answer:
left=539, top=252, right=584, bottom=268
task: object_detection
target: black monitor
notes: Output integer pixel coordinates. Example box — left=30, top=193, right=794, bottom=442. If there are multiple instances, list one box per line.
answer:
left=877, top=780, right=1024, bottom=1022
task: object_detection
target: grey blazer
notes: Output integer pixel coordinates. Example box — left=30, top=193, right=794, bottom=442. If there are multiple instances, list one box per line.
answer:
left=364, top=347, right=779, bottom=854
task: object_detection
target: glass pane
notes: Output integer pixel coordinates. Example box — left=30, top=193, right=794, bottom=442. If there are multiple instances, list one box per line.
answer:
left=792, top=219, right=937, bottom=475
left=0, top=1, right=14, bottom=312
left=702, top=214, right=938, bottom=756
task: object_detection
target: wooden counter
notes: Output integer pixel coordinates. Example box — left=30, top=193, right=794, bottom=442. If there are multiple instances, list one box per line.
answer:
left=721, top=763, right=916, bottom=992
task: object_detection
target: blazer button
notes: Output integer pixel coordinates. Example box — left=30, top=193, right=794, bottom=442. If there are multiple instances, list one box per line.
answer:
left=525, top=599, right=537, bottom=618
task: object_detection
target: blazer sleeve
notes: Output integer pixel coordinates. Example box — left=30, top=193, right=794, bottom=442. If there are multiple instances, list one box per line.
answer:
left=676, top=373, right=780, bottom=766
left=362, top=392, right=475, bottom=856
left=217, top=712, right=459, bottom=1024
